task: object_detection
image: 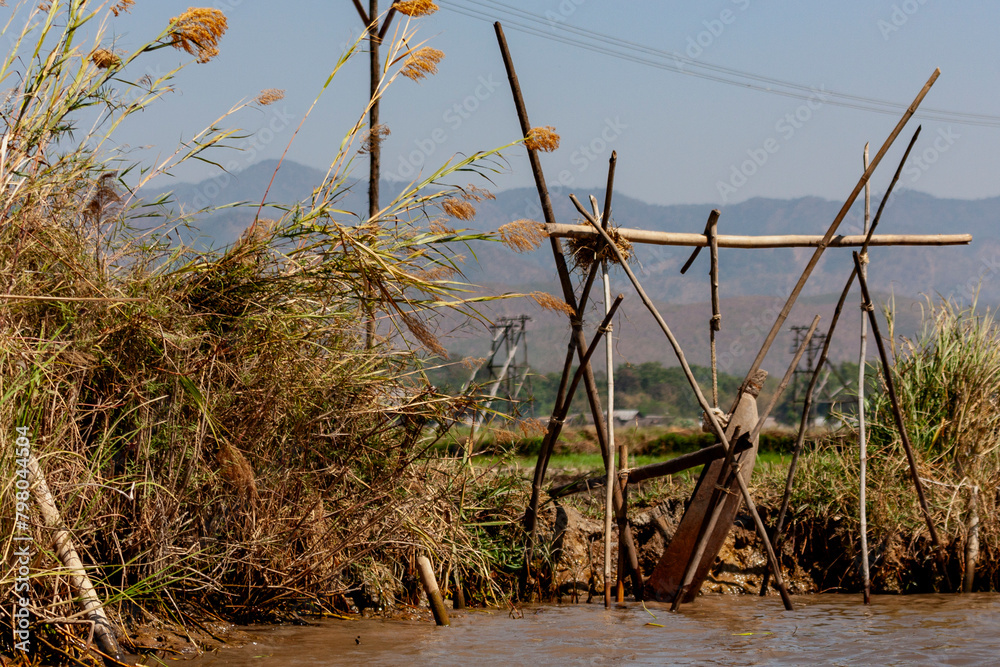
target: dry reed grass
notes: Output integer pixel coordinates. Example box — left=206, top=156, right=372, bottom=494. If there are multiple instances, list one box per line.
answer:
left=0, top=3, right=533, bottom=660
left=525, top=126, right=560, bottom=152
left=401, top=46, right=444, bottom=80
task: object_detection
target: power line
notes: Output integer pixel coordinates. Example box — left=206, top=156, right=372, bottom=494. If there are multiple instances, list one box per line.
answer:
left=439, top=0, right=1000, bottom=128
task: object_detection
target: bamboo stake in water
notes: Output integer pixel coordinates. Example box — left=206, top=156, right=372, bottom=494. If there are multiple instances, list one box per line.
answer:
left=859, top=142, right=872, bottom=605
left=417, top=556, right=450, bottom=626
left=600, top=228, right=617, bottom=607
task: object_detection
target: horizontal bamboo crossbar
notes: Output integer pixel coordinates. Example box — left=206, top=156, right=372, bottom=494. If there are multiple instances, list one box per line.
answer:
left=545, top=223, right=971, bottom=248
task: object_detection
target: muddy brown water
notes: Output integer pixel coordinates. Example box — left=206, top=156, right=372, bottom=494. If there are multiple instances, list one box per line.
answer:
left=184, top=594, right=1000, bottom=666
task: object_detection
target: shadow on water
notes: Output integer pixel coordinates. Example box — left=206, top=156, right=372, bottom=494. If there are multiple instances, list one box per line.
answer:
left=183, top=594, right=1000, bottom=666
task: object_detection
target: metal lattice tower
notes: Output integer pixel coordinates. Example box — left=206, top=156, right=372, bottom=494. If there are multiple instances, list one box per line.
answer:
left=463, top=315, right=533, bottom=421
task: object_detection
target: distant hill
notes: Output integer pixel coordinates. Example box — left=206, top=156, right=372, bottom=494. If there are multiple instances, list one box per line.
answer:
left=143, top=159, right=999, bottom=374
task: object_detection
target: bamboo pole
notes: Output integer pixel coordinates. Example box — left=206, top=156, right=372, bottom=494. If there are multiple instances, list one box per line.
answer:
left=600, top=219, right=616, bottom=608
left=28, top=456, right=124, bottom=663
left=572, top=195, right=794, bottom=611
left=544, top=226, right=970, bottom=249
left=859, top=143, right=872, bottom=605
left=416, top=556, right=450, bottom=626
left=598, top=158, right=630, bottom=604
left=732, top=68, right=939, bottom=402
left=759, top=126, right=924, bottom=596
left=853, top=250, right=952, bottom=589
left=495, top=23, right=644, bottom=595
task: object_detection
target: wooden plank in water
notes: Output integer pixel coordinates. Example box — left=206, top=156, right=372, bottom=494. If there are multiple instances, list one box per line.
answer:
left=646, top=379, right=761, bottom=601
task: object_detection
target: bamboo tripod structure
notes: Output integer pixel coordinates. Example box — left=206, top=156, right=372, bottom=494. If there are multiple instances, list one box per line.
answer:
left=494, top=27, right=963, bottom=606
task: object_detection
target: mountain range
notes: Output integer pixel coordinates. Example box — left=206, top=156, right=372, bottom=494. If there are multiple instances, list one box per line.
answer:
left=144, top=159, right=1000, bottom=374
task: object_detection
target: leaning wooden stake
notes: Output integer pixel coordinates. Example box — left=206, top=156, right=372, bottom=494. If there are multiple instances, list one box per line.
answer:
left=574, top=195, right=794, bottom=611
left=733, top=68, right=939, bottom=402
left=671, top=316, right=817, bottom=610
left=28, top=455, right=125, bottom=663
left=852, top=251, right=952, bottom=589
left=417, top=556, right=450, bottom=626
left=859, top=143, right=872, bottom=605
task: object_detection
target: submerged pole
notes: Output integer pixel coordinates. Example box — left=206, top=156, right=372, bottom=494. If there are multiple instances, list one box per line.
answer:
left=417, top=556, right=450, bottom=626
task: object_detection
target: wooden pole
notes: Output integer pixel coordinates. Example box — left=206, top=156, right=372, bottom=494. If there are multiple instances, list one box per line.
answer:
left=853, top=250, right=952, bottom=589
left=452, top=569, right=466, bottom=610
left=548, top=438, right=754, bottom=498
left=859, top=143, right=872, bottom=605
left=733, top=69, right=939, bottom=402
left=573, top=195, right=794, bottom=611
left=416, top=556, right=450, bottom=626
left=495, top=23, right=644, bottom=595
left=759, top=126, right=923, bottom=596
left=709, top=212, right=721, bottom=408
left=28, top=456, right=124, bottom=663
left=545, top=226, right=970, bottom=249
left=364, top=0, right=381, bottom=348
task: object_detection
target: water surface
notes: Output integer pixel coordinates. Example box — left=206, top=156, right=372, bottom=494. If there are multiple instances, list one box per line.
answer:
left=186, top=594, right=1000, bottom=666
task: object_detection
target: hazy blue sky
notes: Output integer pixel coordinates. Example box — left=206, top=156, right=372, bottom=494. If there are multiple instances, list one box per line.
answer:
left=62, top=1, right=1000, bottom=206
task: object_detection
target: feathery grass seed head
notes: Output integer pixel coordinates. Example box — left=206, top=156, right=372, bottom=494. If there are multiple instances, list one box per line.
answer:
left=169, top=8, right=228, bottom=63
left=531, top=291, right=574, bottom=316
left=401, top=47, right=444, bottom=81
left=89, top=48, right=120, bottom=69
left=525, top=126, right=560, bottom=152
left=255, top=88, right=285, bottom=106
left=112, top=0, right=134, bottom=16
left=442, top=197, right=475, bottom=221
left=395, top=0, right=439, bottom=16
left=498, top=219, right=547, bottom=253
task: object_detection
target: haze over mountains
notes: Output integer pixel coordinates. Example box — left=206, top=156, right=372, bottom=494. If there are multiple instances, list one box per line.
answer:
left=146, top=159, right=1000, bottom=374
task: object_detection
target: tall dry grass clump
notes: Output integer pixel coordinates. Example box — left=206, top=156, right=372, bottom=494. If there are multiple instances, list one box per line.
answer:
left=0, top=2, right=531, bottom=662
left=762, top=298, right=1000, bottom=593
